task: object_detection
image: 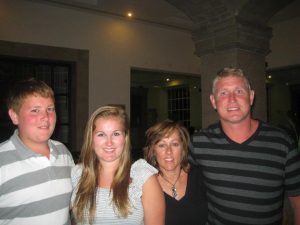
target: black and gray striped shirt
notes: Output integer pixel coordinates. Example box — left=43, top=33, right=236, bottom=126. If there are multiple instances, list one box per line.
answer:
left=191, top=121, right=300, bottom=225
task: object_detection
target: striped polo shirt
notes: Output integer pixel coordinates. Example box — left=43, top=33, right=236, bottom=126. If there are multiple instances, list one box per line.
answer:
left=0, top=130, right=74, bottom=225
left=191, top=121, right=300, bottom=225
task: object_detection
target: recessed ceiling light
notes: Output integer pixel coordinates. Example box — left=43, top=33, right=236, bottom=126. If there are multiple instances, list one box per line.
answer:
left=127, top=12, right=133, bottom=17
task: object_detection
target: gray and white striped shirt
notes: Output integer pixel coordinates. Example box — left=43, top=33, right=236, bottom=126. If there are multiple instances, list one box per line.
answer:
left=0, top=130, right=74, bottom=225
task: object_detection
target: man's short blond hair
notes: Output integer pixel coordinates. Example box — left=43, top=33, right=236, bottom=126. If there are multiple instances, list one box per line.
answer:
left=212, top=67, right=252, bottom=93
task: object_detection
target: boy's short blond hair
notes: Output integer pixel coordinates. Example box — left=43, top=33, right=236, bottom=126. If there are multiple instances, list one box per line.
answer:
left=6, top=78, right=54, bottom=113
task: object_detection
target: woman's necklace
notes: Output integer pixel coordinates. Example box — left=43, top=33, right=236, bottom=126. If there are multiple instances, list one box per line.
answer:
left=160, top=169, right=181, bottom=198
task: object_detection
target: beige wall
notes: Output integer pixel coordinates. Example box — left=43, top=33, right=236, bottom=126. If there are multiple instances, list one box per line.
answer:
left=267, top=17, right=300, bottom=68
left=0, top=0, right=201, bottom=116
left=0, top=0, right=299, bottom=126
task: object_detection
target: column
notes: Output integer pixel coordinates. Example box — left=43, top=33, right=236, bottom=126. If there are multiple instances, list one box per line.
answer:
left=193, top=16, right=272, bottom=127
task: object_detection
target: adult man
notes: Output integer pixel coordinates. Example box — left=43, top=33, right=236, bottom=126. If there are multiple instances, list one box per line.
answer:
left=0, top=78, right=74, bottom=225
left=191, top=68, right=300, bottom=225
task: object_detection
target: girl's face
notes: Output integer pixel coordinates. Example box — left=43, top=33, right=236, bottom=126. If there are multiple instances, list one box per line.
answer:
left=93, top=116, right=126, bottom=165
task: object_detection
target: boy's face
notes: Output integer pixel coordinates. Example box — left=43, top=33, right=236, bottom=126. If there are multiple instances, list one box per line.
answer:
left=9, top=95, right=56, bottom=149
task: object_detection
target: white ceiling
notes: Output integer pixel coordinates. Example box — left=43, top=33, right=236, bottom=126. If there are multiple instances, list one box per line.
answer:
left=37, top=0, right=197, bottom=30
left=28, top=0, right=300, bottom=87
left=269, top=0, right=300, bottom=24
left=33, top=0, right=300, bottom=30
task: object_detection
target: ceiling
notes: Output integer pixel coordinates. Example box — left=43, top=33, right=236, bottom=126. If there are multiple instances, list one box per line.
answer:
left=268, top=0, right=300, bottom=24
left=34, top=0, right=300, bottom=30
left=36, top=0, right=197, bottom=30
left=30, top=0, right=300, bottom=87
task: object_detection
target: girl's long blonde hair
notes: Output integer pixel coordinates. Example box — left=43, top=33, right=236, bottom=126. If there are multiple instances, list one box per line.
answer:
left=73, top=106, right=131, bottom=224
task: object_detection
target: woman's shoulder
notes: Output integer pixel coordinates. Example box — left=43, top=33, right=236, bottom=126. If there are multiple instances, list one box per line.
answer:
left=71, top=164, right=84, bottom=186
left=188, top=164, right=205, bottom=180
left=72, top=163, right=83, bottom=174
left=131, top=159, right=158, bottom=177
left=188, top=164, right=206, bottom=193
left=129, top=159, right=159, bottom=198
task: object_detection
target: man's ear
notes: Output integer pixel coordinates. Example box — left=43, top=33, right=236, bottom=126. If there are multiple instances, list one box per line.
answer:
left=250, top=90, right=255, bottom=106
left=8, top=109, right=19, bottom=125
left=210, top=94, right=217, bottom=110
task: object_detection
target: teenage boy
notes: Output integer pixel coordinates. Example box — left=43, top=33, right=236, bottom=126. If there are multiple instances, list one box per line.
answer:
left=0, top=78, right=74, bottom=225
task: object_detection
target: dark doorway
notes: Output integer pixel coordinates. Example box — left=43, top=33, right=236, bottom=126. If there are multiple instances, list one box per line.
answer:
left=266, top=65, right=300, bottom=143
left=130, top=68, right=202, bottom=160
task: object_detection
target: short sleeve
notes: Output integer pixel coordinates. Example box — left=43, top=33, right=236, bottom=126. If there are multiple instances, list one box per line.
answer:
left=71, top=164, right=83, bottom=188
left=129, top=159, right=158, bottom=203
left=70, top=164, right=83, bottom=206
left=285, top=141, right=300, bottom=197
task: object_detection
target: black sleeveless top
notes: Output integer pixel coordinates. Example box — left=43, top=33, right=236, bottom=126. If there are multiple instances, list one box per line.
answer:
left=164, top=165, right=208, bottom=225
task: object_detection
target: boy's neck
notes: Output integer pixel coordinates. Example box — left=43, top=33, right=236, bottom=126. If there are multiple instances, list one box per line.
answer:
left=19, top=135, right=50, bottom=158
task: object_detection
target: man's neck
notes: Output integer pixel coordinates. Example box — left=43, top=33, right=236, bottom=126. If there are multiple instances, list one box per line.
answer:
left=221, top=118, right=259, bottom=144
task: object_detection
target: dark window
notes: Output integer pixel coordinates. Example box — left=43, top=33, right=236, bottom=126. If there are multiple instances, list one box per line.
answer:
left=167, top=86, right=190, bottom=127
left=0, top=56, right=71, bottom=148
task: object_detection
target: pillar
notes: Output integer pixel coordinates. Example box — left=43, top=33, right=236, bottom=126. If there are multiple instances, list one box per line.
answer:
left=193, top=17, right=272, bottom=127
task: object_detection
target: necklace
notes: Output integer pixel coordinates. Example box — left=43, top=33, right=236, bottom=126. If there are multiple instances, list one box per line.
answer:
left=160, top=169, right=181, bottom=198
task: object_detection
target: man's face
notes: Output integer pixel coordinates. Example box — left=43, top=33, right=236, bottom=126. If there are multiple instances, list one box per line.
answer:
left=9, top=95, right=56, bottom=149
left=210, top=76, right=254, bottom=124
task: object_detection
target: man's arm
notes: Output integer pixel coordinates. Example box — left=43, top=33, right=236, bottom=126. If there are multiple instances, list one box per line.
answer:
left=289, top=195, right=300, bottom=225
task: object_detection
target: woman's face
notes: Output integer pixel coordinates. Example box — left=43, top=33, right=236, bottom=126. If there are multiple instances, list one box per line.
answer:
left=154, top=130, right=183, bottom=173
left=92, top=116, right=126, bottom=165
